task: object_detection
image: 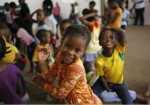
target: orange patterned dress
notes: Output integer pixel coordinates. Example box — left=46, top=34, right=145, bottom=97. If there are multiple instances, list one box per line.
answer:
left=41, top=53, right=102, bottom=105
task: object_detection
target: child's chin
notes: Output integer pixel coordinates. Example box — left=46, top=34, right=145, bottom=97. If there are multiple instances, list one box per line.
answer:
left=62, top=58, right=74, bottom=65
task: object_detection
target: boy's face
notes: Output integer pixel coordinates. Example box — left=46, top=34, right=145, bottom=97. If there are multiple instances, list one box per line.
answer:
left=61, top=36, right=86, bottom=65
left=100, top=30, right=116, bottom=49
left=42, top=32, right=50, bottom=43
left=37, top=12, right=45, bottom=22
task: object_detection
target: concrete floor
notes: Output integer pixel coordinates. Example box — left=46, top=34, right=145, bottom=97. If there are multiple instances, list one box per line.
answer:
left=125, top=26, right=150, bottom=94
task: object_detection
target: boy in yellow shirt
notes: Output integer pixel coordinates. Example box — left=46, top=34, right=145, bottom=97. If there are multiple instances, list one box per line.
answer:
left=93, top=27, right=133, bottom=104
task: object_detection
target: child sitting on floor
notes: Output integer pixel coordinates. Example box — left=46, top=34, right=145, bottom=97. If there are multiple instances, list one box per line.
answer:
left=33, top=25, right=102, bottom=105
left=92, top=27, right=133, bottom=104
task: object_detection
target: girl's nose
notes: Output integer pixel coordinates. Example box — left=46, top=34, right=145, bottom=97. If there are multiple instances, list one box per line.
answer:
left=68, top=49, right=74, bottom=55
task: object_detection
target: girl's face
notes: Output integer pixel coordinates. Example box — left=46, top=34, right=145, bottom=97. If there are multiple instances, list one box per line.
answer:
left=100, top=30, right=116, bottom=50
left=61, top=36, right=86, bottom=65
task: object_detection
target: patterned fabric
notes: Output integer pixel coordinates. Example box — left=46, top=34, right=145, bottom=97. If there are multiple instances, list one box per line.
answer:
left=41, top=53, right=102, bottom=105
left=2, top=42, right=19, bottom=63
left=95, top=46, right=126, bottom=84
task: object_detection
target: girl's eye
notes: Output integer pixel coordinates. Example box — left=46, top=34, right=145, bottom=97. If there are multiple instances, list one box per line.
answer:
left=75, top=48, right=80, bottom=53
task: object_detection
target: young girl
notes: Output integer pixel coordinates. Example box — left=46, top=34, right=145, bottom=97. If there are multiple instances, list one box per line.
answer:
left=92, top=27, right=133, bottom=104
left=32, top=9, right=49, bottom=36
left=0, top=37, right=29, bottom=104
left=80, top=8, right=102, bottom=73
left=33, top=25, right=102, bottom=105
left=32, top=29, right=54, bottom=74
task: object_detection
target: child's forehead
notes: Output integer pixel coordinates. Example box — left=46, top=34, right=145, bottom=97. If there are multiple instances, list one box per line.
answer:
left=64, top=36, right=86, bottom=45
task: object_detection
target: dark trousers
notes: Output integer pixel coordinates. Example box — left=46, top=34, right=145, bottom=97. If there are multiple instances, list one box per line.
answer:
left=92, top=78, right=133, bottom=104
left=134, top=8, right=145, bottom=26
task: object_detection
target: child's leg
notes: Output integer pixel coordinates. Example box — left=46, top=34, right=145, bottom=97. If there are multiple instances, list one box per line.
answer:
left=92, top=78, right=106, bottom=97
left=112, top=83, right=133, bottom=104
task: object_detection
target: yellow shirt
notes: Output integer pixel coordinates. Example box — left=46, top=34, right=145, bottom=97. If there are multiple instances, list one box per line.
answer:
left=32, top=44, right=53, bottom=62
left=95, top=46, right=125, bottom=84
left=109, top=7, right=123, bottom=30
left=2, top=42, right=19, bottom=63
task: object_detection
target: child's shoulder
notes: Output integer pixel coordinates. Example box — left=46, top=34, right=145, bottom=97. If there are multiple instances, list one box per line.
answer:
left=115, top=44, right=126, bottom=53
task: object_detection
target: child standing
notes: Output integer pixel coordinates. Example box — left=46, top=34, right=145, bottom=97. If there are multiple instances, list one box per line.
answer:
left=92, top=28, right=133, bottom=104
left=32, top=29, right=54, bottom=74
left=33, top=25, right=102, bottom=105
left=107, top=1, right=123, bottom=30
left=32, top=9, right=49, bottom=36
left=80, top=8, right=102, bottom=73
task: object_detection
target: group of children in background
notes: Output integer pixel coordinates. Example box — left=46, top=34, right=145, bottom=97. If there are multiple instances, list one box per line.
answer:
left=0, top=0, right=149, bottom=104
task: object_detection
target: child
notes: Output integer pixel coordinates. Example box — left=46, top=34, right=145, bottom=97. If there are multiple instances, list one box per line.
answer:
left=0, top=37, right=29, bottom=104
left=80, top=8, right=102, bottom=73
left=33, top=25, right=102, bottom=105
left=92, top=27, right=133, bottom=104
left=42, top=0, right=57, bottom=35
left=32, top=29, right=54, bottom=74
left=107, top=1, right=123, bottom=30
left=32, top=9, right=49, bottom=36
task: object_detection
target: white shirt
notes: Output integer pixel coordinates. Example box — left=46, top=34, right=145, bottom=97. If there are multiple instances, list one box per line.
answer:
left=122, top=9, right=130, bottom=26
left=134, top=0, right=145, bottom=9
left=32, top=23, right=50, bottom=36
left=45, top=14, right=57, bottom=34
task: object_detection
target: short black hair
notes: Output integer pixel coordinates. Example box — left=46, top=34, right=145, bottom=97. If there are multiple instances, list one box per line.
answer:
left=42, top=0, right=53, bottom=15
left=99, top=27, right=126, bottom=47
left=82, top=8, right=95, bottom=22
left=10, top=2, right=17, bottom=8
left=36, top=29, right=50, bottom=43
left=89, top=1, right=96, bottom=6
left=63, top=24, right=91, bottom=47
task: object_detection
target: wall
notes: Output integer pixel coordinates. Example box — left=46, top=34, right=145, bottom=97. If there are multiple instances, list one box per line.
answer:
left=0, top=0, right=101, bottom=19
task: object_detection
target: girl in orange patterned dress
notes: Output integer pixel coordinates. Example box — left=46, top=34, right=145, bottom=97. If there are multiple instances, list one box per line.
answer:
left=33, top=25, right=102, bottom=105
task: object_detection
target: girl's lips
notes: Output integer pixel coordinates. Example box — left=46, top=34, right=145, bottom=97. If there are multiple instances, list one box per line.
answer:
left=104, top=42, right=113, bottom=48
left=62, top=54, right=74, bottom=64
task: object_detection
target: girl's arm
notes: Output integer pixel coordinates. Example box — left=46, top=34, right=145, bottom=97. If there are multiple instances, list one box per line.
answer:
left=116, top=30, right=126, bottom=47
left=80, top=12, right=98, bottom=26
left=100, top=76, right=111, bottom=91
left=43, top=64, right=82, bottom=100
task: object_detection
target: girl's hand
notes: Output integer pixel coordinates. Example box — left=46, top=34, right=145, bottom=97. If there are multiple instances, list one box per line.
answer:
left=32, top=75, right=45, bottom=86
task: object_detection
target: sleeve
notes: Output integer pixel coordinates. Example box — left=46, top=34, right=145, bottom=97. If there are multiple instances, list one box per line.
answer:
left=32, top=47, right=38, bottom=62
left=43, top=64, right=82, bottom=99
left=95, top=57, right=104, bottom=77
